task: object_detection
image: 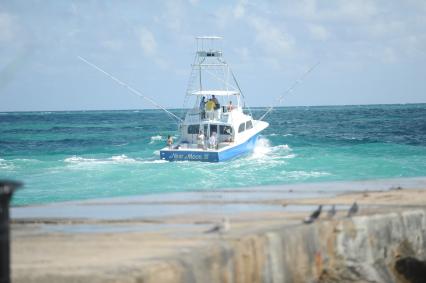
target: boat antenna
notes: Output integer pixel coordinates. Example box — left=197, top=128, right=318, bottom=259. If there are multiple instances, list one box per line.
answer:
left=77, top=56, right=183, bottom=123
left=259, top=61, right=320, bottom=121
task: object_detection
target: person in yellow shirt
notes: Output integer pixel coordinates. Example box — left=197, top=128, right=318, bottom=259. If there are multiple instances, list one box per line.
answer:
left=206, top=99, right=216, bottom=111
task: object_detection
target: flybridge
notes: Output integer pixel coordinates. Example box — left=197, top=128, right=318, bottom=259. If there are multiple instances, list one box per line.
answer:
left=197, top=51, right=222, bottom=57
left=191, top=90, right=239, bottom=96
left=195, top=36, right=223, bottom=58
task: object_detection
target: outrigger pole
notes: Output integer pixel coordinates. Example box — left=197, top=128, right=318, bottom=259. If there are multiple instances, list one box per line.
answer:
left=78, top=56, right=183, bottom=123
left=259, top=61, right=320, bottom=121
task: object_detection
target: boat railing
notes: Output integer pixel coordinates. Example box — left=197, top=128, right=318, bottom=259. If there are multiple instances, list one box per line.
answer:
left=185, top=107, right=231, bottom=123
left=205, top=108, right=222, bottom=120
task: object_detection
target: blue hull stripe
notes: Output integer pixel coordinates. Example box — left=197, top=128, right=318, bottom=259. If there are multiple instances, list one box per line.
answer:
left=160, top=134, right=259, bottom=162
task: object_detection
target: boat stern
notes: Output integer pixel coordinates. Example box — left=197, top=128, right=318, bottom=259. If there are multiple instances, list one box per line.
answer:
left=160, top=149, right=219, bottom=162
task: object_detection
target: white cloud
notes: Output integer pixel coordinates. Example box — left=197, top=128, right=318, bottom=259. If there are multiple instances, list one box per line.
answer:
left=158, top=1, right=185, bottom=32
left=308, top=24, right=330, bottom=41
left=137, top=27, right=157, bottom=56
left=248, top=16, right=295, bottom=57
left=213, top=6, right=234, bottom=29
left=334, top=1, right=378, bottom=23
left=234, top=0, right=248, bottom=19
left=382, top=47, right=397, bottom=63
left=292, top=0, right=318, bottom=20
left=268, top=1, right=426, bottom=66
left=403, top=34, right=426, bottom=58
left=101, top=40, right=123, bottom=51
left=239, top=46, right=250, bottom=61
left=285, top=0, right=378, bottom=23
left=232, top=46, right=251, bottom=65
left=0, top=13, right=16, bottom=43
left=70, top=2, right=79, bottom=16
left=367, top=20, right=405, bottom=39
left=135, top=27, right=171, bottom=70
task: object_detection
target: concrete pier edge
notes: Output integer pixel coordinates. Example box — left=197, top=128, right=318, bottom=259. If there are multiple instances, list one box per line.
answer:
left=11, top=182, right=426, bottom=283
left=17, top=209, right=420, bottom=283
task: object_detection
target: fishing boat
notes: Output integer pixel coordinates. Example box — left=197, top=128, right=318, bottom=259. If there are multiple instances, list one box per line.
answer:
left=160, top=36, right=269, bottom=162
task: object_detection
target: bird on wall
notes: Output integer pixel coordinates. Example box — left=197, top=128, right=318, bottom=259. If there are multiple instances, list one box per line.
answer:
left=303, top=205, right=322, bottom=224
left=205, top=217, right=230, bottom=234
left=347, top=202, right=359, bottom=217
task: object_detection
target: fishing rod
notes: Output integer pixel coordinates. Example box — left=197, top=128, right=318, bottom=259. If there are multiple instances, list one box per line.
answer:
left=230, top=68, right=255, bottom=118
left=259, top=61, right=320, bottom=121
left=78, top=56, right=183, bottom=123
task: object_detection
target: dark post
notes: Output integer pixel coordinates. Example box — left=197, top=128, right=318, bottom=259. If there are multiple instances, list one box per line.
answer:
left=0, top=180, right=22, bottom=283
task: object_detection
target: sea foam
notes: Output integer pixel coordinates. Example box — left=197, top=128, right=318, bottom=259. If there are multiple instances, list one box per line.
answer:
left=252, top=138, right=272, bottom=157
left=283, top=170, right=331, bottom=180
left=0, top=158, right=15, bottom=170
left=273, top=144, right=292, bottom=151
left=64, top=155, right=137, bottom=166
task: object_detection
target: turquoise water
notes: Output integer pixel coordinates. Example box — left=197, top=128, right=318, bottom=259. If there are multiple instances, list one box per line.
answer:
left=1, top=104, right=426, bottom=206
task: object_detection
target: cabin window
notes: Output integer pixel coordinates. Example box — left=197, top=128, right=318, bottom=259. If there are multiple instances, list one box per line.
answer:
left=220, top=125, right=232, bottom=135
left=210, top=124, right=218, bottom=134
left=246, top=120, right=253, bottom=130
left=238, top=123, right=245, bottom=133
left=187, top=125, right=200, bottom=134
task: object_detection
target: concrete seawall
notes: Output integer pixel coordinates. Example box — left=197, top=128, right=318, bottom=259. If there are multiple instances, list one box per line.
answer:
left=136, top=209, right=426, bottom=283
left=11, top=183, right=426, bottom=282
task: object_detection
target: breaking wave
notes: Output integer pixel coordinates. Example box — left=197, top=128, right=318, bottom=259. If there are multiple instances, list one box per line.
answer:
left=252, top=138, right=272, bottom=157
left=251, top=138, right=295, bottom=160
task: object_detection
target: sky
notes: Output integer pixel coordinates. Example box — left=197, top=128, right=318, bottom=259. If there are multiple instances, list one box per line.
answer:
left=0, top=0, right=425, bottom=111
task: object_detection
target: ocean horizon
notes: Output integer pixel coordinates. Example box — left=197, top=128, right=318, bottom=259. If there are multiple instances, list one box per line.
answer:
left=1, top=103, right=426, bottom=206
left=1, top=102, right=424, bottom=114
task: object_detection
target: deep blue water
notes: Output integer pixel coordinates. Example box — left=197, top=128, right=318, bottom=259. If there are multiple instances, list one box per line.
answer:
left=1, top=104, right=425, bottom=206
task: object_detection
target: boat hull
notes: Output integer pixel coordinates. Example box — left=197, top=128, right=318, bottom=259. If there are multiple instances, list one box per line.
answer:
left=160, top=134, right=259, bottom=162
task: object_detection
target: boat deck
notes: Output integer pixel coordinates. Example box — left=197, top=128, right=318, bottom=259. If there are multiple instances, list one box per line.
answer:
left=164, top=142, right=233, bottom=152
